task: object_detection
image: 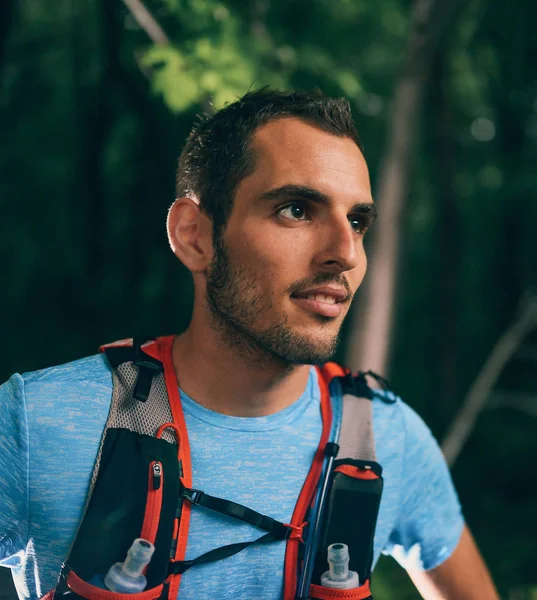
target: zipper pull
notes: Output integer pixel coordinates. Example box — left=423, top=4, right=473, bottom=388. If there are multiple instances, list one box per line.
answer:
left=152, top=462, right=162, bottom=490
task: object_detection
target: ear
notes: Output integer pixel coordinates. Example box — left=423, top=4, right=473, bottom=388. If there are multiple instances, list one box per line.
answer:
left=166, top=198, right=213, bottom=272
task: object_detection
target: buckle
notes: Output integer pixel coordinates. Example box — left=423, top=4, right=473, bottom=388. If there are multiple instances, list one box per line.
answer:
left=182, top=488, right=204, bottom=505
left=341, top=372, right=375, bottom=400
left=361, top=370, right=397, bottom=402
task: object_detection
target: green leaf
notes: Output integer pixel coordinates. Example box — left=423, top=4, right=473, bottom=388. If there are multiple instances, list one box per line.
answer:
left=335, top=70, right=362, bottom=97
left=141, top=46, right=186, bottom=70
left=154, top=70, right=200, bottom=112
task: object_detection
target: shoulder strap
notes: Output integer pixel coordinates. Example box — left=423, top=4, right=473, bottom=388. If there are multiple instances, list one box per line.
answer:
left=296, top=366, right=395, bottom=599
left=322, top=367, right=397, bottom=462
left=318, top=364, right=377, bottom=462
left=339, top=373, right=376, bottom=462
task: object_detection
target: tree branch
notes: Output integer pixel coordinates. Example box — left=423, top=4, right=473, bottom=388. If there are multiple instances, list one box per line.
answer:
left=121, top=0, right=169, bottom=45
left=441, top=293, right=537, bottom=466
left=487, top=391, right=537, bottom=419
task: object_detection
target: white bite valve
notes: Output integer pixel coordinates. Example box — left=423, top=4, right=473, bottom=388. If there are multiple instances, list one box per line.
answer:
left=104, top=538, right=155, bottom=593
left=321, top=543, right=360, bottom=589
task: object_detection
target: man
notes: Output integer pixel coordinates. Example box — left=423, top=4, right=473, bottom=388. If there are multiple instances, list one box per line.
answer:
left=0, top=89, right=498, bottom=599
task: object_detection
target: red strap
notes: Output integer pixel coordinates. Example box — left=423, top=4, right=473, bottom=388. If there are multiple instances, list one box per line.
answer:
left=334, top=465, right=379, bottom=480
left=98, top=338, right=135, bottom=352
left=66, top=571, right=164, bottom=600
left=98, top=338, right=162, bottom=362
left=309, top=580, right=371, bottom=599
left=156, top=335, right=192, bottom=600
left=156, top=422, right=182, bottom=460
left=140, top=339, right=162, bottom=362
left=282, top=365, right=333, bottom=600
left=319, top=362, right=350, bottom=385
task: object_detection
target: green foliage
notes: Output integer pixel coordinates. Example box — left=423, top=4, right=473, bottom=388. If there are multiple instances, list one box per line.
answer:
left=142, top=46, right=200, bottom=111
left=141, top=0, right=380, bottom=111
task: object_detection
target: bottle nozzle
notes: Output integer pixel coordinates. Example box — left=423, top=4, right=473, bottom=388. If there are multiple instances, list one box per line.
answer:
left=104, top=538, right=155, bottom=593
left=327, top=543, right=350, bottom=581
left=321, top=543, right=359, bottom=589
left=122, top=539, right=155, bottom=577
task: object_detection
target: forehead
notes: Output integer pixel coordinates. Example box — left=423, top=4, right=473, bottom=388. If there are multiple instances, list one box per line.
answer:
left=236, top=117, right=371, bottom=205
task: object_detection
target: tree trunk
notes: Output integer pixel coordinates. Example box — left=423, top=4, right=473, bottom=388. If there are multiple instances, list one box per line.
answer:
left=441, top=294, right=537, bottom=466
left=345, top=0, right=461, bottom=375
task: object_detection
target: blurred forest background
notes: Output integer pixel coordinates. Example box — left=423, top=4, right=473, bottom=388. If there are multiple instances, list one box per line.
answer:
left=1, top=0, right=537, bottom=598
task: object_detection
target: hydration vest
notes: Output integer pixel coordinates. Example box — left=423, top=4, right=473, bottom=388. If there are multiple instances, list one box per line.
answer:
left=41, top=336, right=395, bottom=600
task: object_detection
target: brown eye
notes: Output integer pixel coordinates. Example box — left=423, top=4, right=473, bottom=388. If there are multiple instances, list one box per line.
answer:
left=278, top=203, right=308, bottom=221
left=349, top=215, right=368, bottom=234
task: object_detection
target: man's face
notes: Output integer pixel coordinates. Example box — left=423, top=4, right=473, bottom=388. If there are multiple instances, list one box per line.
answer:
left=205, top=117, right=375, bottom=365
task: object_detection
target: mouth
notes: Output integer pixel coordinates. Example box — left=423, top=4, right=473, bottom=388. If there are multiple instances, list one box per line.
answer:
left=290, top=292, right=344, bottom=318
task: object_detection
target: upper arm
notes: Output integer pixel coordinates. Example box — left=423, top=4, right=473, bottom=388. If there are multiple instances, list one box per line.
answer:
left=384, top=401, right=464, bottom=571
left=407, top=525, right=499, bottom=600
left=0, top=374, right=29, bottom=566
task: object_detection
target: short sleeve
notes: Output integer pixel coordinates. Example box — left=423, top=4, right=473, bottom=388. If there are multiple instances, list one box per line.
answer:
left=0, top=374, right=30, bottom=567
left=383, top=401, right=464, bottom=571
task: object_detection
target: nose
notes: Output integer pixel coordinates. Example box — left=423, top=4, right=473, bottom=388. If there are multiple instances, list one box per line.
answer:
left=314, top=214, right=363, bottom=273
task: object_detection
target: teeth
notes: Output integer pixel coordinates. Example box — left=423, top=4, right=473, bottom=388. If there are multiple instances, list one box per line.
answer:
left=305, top=294, right=337, bottom=304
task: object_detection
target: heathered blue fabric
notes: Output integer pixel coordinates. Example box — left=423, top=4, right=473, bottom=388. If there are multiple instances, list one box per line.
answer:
left=0, top=353, right=464, bottom=599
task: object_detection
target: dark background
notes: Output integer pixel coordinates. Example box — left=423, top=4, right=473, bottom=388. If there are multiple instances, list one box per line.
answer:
left=1, top=1, right=537, bottom=598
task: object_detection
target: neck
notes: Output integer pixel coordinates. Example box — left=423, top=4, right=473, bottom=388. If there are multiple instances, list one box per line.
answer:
left=172, top=312, right=312, bottom=418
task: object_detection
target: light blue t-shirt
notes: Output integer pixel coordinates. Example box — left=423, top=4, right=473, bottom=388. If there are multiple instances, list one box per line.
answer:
left=0, top=354, right=463, bottom=599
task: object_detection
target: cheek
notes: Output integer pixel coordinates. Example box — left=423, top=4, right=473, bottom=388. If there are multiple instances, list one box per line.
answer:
left=336, top=240, right=367, bottom=297
left=227, top=231, right=282, bottom=287
left=235, top=225, right=301, bottom=269
left=231, top=230, right=306, bottom=301
left=352, top=248, right=368, bottom=288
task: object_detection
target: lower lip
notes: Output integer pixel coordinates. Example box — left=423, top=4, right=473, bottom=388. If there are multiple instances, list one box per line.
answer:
left=291, top=296, right=343, bottom=318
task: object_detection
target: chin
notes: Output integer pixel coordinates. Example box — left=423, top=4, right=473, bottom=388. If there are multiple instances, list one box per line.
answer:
left=291, top=331, right=340, bottom=362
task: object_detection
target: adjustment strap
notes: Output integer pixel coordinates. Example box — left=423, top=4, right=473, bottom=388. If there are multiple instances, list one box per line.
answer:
left=132, top=337, right=164, bottom=402
left=182, top=487, right=288, bottom=537
left=168, top=523, right=305, bottom=575
left=168, top=530, right=279, bottom=575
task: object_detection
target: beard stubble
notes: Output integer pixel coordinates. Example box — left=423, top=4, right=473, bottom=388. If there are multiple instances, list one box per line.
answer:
left=205, top=237, right=342, bottom=367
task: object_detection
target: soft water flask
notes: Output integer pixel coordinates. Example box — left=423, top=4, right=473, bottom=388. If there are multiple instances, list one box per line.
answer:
left=103, top=538, right=155, bottom=593
left=320, top=543, right=360, bottom=589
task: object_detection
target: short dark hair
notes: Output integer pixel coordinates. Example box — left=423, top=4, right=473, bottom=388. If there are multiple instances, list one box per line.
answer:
left=176, top=88, right=363, bottom=240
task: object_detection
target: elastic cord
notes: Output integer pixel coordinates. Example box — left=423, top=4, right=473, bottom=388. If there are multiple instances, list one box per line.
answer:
left=296, top=379, right=343, bottom=598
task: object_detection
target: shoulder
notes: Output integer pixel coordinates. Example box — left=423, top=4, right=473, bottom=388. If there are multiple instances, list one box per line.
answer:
left=22, top=353, right=113, bottom=389
left=1, top=353, right=113, bottom=416
left=18, top=353, right=115, bottom=472
left=371, top=392, right=464, bottom=570
left=1, top=353, right=112, bottom=410
left=371, top=391, right=453, bottom=506
left=18, top=354, right=114, bottom=422
left=21, top=354, right=113, bottom=402
left=372, top=390, right=437, bottom=456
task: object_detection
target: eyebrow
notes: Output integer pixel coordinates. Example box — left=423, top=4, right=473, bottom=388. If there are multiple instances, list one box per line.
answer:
left=259, top=184, right=377, bottom=220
